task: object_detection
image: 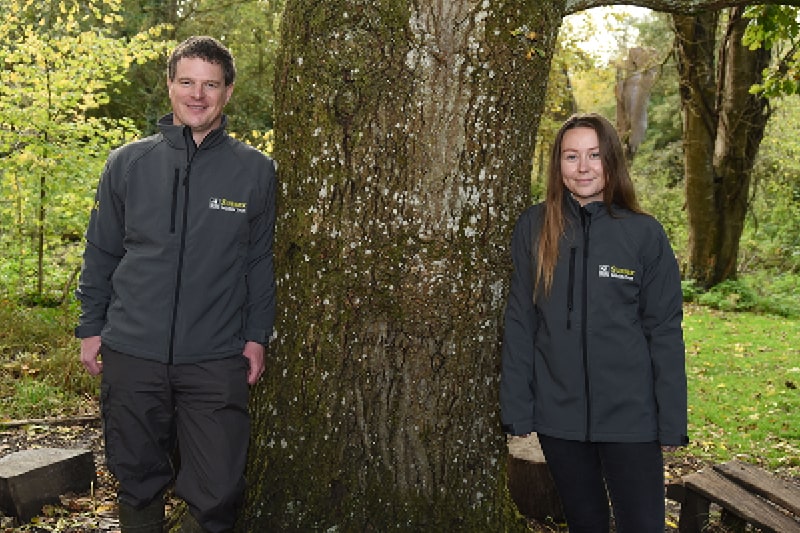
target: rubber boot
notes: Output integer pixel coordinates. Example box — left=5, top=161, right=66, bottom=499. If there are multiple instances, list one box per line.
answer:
left=118, top=499, right=165, bottom=533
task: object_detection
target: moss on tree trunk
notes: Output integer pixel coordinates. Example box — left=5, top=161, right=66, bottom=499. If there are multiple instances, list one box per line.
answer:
left=240, top=1, right=559, bottom=530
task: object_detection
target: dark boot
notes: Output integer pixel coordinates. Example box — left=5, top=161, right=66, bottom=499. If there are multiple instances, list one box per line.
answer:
left=118, top=499, right=165, bottom=533
left=178, top=511, right=211, bottom=533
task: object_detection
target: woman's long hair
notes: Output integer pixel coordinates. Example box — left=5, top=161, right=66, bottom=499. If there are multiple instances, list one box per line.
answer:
left=534, top=113, right=644, bottom=300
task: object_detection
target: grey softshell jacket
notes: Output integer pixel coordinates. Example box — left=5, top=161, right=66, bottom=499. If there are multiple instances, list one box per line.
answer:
left=75, top=114, right=276, bottom=364
left=499, top=196, right=688, bottom=446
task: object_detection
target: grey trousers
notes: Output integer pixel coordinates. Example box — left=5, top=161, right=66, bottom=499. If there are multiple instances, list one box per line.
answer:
left=100, top=346, right=250, bottom=533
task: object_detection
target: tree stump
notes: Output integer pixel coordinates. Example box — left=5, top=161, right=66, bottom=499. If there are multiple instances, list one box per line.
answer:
left=506, top=434, right=564, bottom=521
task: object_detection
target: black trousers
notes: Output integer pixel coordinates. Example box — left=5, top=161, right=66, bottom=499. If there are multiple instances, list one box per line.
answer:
left=538, top=434, right=665, bottom=533
left=100, top=347, right=250, bottom=533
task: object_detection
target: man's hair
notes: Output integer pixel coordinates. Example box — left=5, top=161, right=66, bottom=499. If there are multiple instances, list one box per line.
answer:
left=167, top=36, right=236, bottom=86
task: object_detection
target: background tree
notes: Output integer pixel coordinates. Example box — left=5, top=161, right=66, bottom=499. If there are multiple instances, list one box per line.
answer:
left=241, top=0, right=800, bottom=530
left=106, top=0, right=285, bottom=139
left=615, top=46, right=659, bottom=160
left=739, top=6, right=800, bottom=278
left=674, top=7, right=776, bottom=288
left=0, top=0, right=169, bottom=302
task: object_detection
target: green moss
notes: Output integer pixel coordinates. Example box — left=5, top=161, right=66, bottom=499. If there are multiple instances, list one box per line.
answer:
left=246, top=1, right=567, bottom=531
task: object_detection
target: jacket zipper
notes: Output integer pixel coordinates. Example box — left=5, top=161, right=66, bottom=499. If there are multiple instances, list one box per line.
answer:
left=168, top=160, right=194, bottom=363
left=567, top=248, right=576, bottom=329
left=580, top=207, right=592, bottom=441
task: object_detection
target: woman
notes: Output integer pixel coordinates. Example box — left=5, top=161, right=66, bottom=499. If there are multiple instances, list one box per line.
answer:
left=500, top=113, right=688, bottom=532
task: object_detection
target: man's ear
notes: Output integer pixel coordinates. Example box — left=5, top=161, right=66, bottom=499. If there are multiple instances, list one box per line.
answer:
left=224, top=84, right=235, bottom=105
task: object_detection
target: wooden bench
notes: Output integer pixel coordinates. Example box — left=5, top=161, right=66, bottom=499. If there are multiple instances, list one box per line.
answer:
left=666, top=460, right=800, bottom=532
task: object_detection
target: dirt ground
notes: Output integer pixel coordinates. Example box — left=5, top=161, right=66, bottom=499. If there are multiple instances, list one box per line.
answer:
left=0, top=416, right=117, bottom=532
left=0, top=415, right=728, bottom=532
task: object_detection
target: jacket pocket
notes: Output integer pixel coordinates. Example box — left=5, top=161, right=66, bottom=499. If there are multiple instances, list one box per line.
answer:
left=169, top=168, right=180, bottom=233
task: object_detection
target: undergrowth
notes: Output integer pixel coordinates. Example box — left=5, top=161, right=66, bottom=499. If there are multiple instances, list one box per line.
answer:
left=0, top=300, right=97, bottom=421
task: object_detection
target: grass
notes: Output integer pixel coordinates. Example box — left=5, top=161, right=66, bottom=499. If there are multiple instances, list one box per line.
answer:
left=0, top=297, right=798, bottom=480
left=0, top=300, right=97, bottom=421
left=681, top=304, right=800, bottom=476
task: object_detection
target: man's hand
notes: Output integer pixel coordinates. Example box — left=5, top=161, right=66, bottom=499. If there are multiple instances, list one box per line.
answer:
left=243, top=341, right=265, bottom=385
left=80, top=336, right=103, bottom=375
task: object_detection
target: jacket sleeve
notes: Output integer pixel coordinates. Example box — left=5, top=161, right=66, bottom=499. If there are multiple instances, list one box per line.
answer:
left=242, top=157, right=277, bottom=345
left=74, top=156, right=126, bottom=338
left=499, top=210, right=538, bottom=435
left=640, top=221, right=689, bottom=446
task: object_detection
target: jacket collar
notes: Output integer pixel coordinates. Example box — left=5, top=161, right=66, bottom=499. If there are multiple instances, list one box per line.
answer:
left=157, top=113, right=228, bottom=152
left=563, top=188, right=614, bottom=219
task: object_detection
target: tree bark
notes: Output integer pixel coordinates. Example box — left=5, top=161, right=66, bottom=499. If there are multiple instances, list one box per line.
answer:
left=615, top=46, right=659, bottom=160
left=241, top=0, right=788, bottom=530
left=674, top=8, right=771, bottom=287
left=242, top=1, right=558, bottom=530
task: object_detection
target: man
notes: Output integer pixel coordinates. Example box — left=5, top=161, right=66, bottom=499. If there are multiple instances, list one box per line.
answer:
left=75, top=36, right=276, bottom=533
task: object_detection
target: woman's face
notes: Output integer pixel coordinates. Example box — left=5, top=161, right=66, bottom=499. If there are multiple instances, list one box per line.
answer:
left=560, top=127, right=606, bottom=206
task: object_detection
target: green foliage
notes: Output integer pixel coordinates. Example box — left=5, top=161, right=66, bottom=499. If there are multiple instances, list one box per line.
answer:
left=7, top=378, right=68, bottom=419
left=744, top=271, right=800, bottom=317
left=695, top=280, right=758, bottom=312
left=631, top=152, right=687, bottom=261
left=0, top=300, right=97, bottom=420
left=681, top=279, right=701, bottom=302
left=744, top=98, right=800, bottom=273
left=0, top=0, right=172, bottom=300
left=743, top=5, right=800, bottom=98
left=106, top=0, right=286, bottom=139
left=682, top=273, right=800, bottom=318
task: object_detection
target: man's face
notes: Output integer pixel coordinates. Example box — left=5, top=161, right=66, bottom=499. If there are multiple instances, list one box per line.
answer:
left=168, top=57, right=233, bottom=144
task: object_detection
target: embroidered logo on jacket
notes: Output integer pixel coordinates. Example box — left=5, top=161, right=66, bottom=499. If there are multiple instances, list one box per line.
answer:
left=599, top=264, right=636, bottom=280
left=209, top=197, right=247, bottom=214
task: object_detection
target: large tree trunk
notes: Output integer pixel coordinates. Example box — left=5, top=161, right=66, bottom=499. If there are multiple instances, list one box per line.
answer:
left=241, top=1, right=560, bottom=530
left=674, top=8, right=771, bottom=288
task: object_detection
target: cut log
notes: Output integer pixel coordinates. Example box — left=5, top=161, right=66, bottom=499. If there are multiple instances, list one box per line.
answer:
left=506, top=434, right=564, bottom=521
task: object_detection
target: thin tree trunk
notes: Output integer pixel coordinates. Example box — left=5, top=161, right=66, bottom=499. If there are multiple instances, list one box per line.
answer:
left=712, top=7, right=771, bottom=281
left=674, top=9, right=770, bottom=288
left=674, top=11, right=720, bottom=286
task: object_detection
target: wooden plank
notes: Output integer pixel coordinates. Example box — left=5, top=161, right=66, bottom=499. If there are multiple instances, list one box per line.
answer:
left=715, top=460, right=800, bottom=517
left=668, top=482, right=712, bottom=533
left=681, top=468, right=800, bottom=533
